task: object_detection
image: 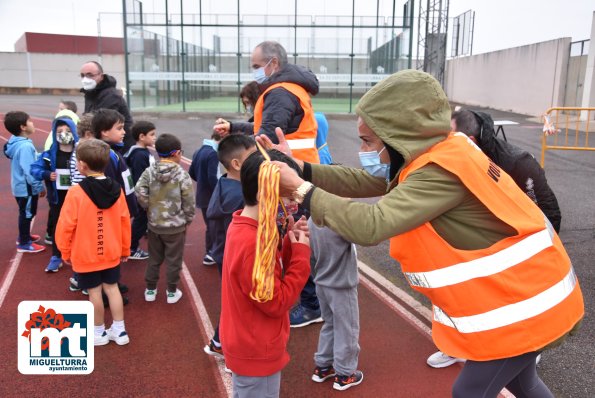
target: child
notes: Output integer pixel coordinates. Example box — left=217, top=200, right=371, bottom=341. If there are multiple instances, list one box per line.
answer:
left=203, top=134, right=256, bottom=359
left=189, top=132, right=221, bottom=266
left=124, top=121, right=157, bottom=260
left=135, top=133, right=195, bottom=304
left=3, top=111, right=46, bottom=253
left=55, top=139, right=131, bottom=346
left=31, top=116, right=79, bottom=272
left=308, top=218, right=363, bottom=391
left=220, top=149, right=310, bottom=398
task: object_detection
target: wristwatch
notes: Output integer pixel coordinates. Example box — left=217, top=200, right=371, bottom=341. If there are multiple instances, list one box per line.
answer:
left=292, top=181, right=314, bottom=205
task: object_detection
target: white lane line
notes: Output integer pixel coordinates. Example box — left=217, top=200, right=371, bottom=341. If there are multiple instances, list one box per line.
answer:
left=181, top=263, right=233, bottom=397
left=0, top=218, right=37, bottom=310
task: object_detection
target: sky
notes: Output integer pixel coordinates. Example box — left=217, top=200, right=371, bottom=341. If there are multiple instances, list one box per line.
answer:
left=0, top=0, right=593, bottom=55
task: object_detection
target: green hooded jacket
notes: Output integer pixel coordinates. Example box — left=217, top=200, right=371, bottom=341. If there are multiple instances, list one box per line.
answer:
left=306, top=70, right=516, bottom=250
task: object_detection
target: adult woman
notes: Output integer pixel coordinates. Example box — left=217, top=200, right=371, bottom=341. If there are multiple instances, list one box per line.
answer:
left=263, top=70, right=583, bottom=398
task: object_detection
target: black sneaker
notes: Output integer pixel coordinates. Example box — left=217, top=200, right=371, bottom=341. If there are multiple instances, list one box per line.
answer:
left=312, top=366, right=336, bottom=383
left=128, top=248, right=149, bottom=260
left=203, top=339, right=224, bottom=359
left=118, top=282, right=129, bottom=294
left=69, top=277, right=80, bottom=292
left=333, top=371, right=364, bottom=391
left=203, top=254, right=216, bottom=266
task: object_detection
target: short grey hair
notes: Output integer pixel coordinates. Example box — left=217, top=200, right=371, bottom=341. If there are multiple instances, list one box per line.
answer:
left=256, top=41, right=287, bottom=67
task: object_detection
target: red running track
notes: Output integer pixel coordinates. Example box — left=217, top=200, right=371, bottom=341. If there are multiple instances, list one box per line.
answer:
left=0, top=114, right=463, bottom=397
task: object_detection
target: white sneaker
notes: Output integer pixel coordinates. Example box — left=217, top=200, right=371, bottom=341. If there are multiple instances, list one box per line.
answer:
left=426, top=351, right=465, bottom=368
left=144, top=288, right=157, bottom=302
left=107, top=328, right=130, bottom=345
left=536, top=353, right=542, bottom=365
left=167, top=289, right=183, bottom=304
left=94, top=331, right=109, bottom=346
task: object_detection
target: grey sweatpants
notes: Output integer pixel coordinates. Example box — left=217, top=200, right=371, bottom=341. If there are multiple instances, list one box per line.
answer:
left=232, top=371, right=281, bottom=398
left=314, top=285, right=360, bottom=376
left=145, top=230, right=185, bottom=292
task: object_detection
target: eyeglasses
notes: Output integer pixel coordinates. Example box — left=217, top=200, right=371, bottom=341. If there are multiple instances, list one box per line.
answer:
left=80, top=72, right=100, bottom=79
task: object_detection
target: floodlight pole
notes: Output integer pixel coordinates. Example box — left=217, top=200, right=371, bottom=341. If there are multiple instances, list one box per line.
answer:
left=122, top=0, right=131, bottom=106
left=349, top=0, right=355, bottom=113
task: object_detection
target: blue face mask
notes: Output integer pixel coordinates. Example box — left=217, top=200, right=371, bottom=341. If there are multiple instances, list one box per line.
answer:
left=359, top=146, right=389, bottom=180
left=253, top=59, right=273, bottom=84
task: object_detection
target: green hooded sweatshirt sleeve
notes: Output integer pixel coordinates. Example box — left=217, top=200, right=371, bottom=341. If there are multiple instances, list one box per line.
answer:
left=307, top=70, right=515, bottom=249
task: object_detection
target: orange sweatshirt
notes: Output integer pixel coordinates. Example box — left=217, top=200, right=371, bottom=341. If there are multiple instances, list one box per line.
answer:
left=56, top=180, right=131, bottom=272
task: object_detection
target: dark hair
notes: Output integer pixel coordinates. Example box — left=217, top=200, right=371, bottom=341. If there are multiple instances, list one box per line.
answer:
left=155, top=133, right=181, bottom=157
left=3, top=111, right=30, bottom=135
left=211, top=131, right=222, bottom=141
left=92, top=108, right=125, bottom=139
left=76, top=139, right=110, bottom=172
left=77, top=113, right=94, bottom=138
left=239, top=81, right=261, bottom=108
left=255, top=41, right=288, bottom=67
left=451, top=110, right=480, bottom=138
left=240, top=149, right=302, bottom=206
left=217, top=134, right=256, bottom=169
left=60, top=100, right=78, bottom=113
left=85, top=61, right=104, bottom=74
left=131, top=121, right=156, bottom=141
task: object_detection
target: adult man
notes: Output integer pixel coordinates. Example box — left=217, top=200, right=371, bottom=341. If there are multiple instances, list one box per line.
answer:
left=425, top=109, right=563, bottom=369
left=80, top=61, right=134, bottom=151
left=265, top=70, right=583, bottom=398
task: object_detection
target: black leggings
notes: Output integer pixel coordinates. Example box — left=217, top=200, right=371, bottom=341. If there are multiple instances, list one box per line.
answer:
left=452, top=351, right=553, bottom=398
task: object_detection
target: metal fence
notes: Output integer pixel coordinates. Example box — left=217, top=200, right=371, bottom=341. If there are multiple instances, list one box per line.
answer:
left=121, top=0, right=414, bottom=113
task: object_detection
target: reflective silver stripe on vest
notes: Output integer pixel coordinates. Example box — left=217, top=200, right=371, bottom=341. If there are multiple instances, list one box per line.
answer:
left=287, top=138, right=316, bottom=150
left=405, top=228, right=553, bottom=289
left=433, top=268, right=577, bottom=333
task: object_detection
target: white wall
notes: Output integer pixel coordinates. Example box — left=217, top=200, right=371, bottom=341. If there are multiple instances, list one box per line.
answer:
left=444, top=38, right=571, bottom=116
left=0, top=52, right=125, bottom=90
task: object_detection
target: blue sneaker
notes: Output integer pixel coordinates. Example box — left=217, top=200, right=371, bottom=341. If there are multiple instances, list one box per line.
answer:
left=290, top=304, right=323, bottom=328
left=17, top=242, right=45, bottom=253
left=45, top=256, right=63, bottom=273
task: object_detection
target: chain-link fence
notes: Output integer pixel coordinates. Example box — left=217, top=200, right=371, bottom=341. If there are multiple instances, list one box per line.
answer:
left=120, top=0, right=414, bottom=113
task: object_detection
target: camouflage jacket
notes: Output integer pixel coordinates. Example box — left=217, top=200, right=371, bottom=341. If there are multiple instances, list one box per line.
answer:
left=135, top=160, right=195, bottom=234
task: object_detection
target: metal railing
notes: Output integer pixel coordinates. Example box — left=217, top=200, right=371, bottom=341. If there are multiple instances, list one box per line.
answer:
left=541, top=107, right=595, bottom=167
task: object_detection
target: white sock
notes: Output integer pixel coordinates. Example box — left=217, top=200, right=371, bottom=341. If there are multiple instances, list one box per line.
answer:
left=94, top=324, right=105, bottom=337
left=212, top=339, right=221, bottom=348
left=111, top=319, right=126, bottom=334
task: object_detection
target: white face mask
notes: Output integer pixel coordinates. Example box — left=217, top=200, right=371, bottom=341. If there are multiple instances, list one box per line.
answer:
left=253, top=58, right=273, bottom=84
left=81, top=77, right=97, bottom=91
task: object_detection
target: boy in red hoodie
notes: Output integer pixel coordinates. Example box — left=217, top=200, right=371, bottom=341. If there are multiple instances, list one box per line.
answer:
left=56, top=139, right=131, bottom=347
left=220, top=149, right=310, bottom=397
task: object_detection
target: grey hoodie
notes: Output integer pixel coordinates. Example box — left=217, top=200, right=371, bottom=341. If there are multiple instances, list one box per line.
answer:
left=134, top=161, right=195, bottom=234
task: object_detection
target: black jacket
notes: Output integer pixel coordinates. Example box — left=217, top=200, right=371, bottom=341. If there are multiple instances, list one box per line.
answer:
left=473, top=111, right=562, bottom=232
left=256, top=64, right=319, bottom=143
left=82, top=74, right=134, bottom=150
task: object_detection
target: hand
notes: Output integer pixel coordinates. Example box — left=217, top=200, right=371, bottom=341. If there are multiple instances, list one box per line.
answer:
left=288, top=229, right=309, bottom=247
left=213, top=118, right=230, bottom=137
left=255, top=127, right=293, bottom=157
left=292, top=215, right=310, bottom=238
left=49, top=172, right=57, bottom=181
left=271, top=161, right=305, bottom=197
left=121, top=256, right=129, bottom=263
left=39, top=190, right=46, bottom=198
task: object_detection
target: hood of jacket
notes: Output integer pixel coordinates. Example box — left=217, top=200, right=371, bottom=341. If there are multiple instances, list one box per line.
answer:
left=123, top=145, right=144, bottom=160
left=262, top=63, right=319, bottom=96
left=355, top=70, right=451, bottom=179
left=4, top=136, right=30, bottom=159
left=81, top=74, right=118, bottom=95
left=79, top=177, right=122, bottom=209
left=151, top=161, right=184, bottom=183
left=206, top=176, right=243, bottom=220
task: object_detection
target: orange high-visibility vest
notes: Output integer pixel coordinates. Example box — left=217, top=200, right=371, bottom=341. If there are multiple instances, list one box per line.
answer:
left=253, top=82, right=320, bottom=164
left=390, top=133, right=583, bottom=361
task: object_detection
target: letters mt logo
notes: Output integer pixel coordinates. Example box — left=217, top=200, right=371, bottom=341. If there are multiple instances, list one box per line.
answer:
left=18, top=301, right=94, bottom=375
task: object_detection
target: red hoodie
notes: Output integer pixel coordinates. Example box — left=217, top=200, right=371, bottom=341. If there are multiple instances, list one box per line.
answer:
left=220, top=211, right=310, bottom=376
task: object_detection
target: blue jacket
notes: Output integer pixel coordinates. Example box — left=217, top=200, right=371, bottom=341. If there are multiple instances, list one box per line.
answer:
left=124, top=145, right=154, bottom=184
left=189, top=139, right=219, bottom=208
left=30, top=117, right=79, bottom=205
left=4, top=136, right=45, bottom=197
left=314, top=112, right=332, bottom=165
left=105, top=144, right=139, bottom=217
left=206, top=175, right=244, bottom=267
